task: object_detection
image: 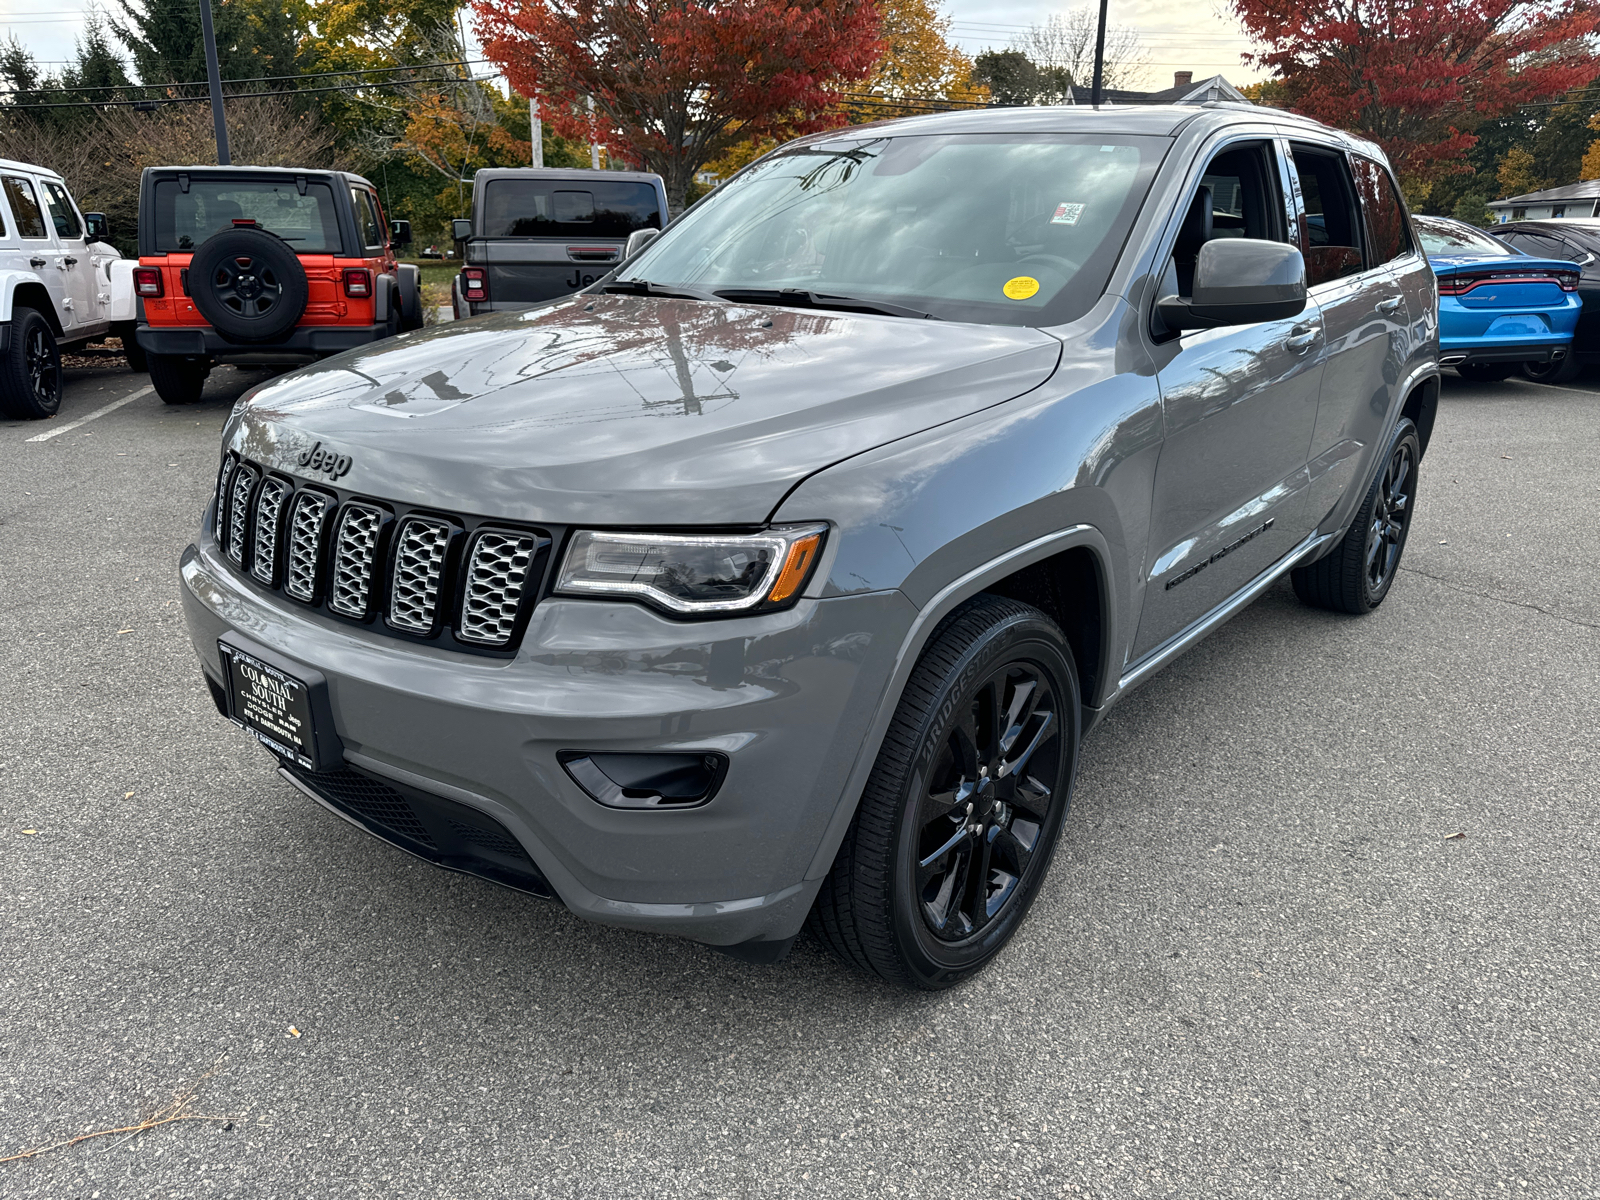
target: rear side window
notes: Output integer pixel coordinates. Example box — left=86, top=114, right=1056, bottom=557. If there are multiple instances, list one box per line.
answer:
left=3, top=176, right=48, bottom=239
left=1502, top=231, right=1582, bottom=262
left=1290, top=147, right=1365, bottom=286
left=352, top=188, right=383, bottom=249
left=151, top=179, right=341, bottom=253
left=1351, top=156, right=1410, bottom=264
left=41, top=180, right=83, bottom=239
left=481, top=179, right=662, bottom=238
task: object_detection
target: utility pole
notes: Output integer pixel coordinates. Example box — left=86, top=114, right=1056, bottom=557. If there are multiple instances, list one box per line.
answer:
left=587, top=95, right=600, bottom=170
left=1090, top=0, right=1108, bottom=108
left=199, top=0, right=230, bottom=164
left=530, top=93, right=543, bottom=168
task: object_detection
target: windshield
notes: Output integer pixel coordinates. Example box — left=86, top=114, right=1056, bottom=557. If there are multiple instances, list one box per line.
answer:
left=482, top=179, right=662, bottom=238
left=625, top=132, right=1170, bottom=326
left=152, top=178, right=340, bottom=253
left=1412, top=216, right=1517, bottom=258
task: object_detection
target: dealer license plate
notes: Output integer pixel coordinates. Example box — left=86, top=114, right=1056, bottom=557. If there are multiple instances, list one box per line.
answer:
left=220, top=643, right=318, bottom=769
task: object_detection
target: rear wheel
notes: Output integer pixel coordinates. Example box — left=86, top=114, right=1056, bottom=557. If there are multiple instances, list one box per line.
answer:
left=148, top=353, right=211, bottom=405
left=1455, top=362, right=1515, bottom=382
left=809, top=595, right=1079, bottom=990
left=1521, top=354, right=1581, bottom=384
left=0, top=306, right=63, bottom=419
left=1292, top=417, right=1419, bottom=615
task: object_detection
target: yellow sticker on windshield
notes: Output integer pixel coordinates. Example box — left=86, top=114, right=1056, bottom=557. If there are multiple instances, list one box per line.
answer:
left=1003, top=276, right=1040, bottom=301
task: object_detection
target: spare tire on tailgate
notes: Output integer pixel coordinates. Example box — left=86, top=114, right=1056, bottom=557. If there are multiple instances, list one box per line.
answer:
left=188, top=226, right=308, bottom=343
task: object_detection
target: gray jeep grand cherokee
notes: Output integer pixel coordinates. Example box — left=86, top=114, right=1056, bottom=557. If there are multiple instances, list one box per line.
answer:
left=181, top=104, right=1439, bottom=989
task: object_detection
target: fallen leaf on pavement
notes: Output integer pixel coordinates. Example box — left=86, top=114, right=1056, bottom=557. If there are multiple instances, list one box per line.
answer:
left=1443, top=832, right=1467, bottom=841
left=124, top=792, right=134, bottom=799
left=116, top=629, right=133, bottom=635
left=21, top=830, right=37, bottom=835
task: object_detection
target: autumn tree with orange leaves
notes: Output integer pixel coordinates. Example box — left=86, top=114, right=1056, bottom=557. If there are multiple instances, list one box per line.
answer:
left=472, top=0, right=884, bottom=212
left=1233, top=0, right=1600, bottom=188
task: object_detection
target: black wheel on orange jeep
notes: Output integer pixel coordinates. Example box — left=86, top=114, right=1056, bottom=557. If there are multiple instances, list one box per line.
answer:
left=148, top=353, right=211, bottom=405
left=189, top=227, right=308, bottom=344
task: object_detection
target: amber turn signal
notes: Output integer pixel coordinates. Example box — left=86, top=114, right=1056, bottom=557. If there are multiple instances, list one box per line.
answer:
left=766, top=532, right=824, bottom=605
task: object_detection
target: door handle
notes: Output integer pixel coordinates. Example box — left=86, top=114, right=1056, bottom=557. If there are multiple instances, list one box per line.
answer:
left=61, top=256, right=78, bottom=267
left=29, top=257, right=46, bottom=269
left=1285, top=323, right=1318, bottom=354
left=1376, top=296, right=1403, bottom=314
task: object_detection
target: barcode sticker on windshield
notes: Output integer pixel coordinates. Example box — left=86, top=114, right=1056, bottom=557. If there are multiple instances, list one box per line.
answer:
left=1052, top=202, right=1086, bottom=226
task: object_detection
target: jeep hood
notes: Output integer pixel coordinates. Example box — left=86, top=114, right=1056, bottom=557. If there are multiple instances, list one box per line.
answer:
left=229, top=294, right=1062, bottom=525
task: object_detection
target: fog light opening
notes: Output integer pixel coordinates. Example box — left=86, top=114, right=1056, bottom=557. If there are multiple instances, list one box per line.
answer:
left=559, top=751, right=728, bottom=810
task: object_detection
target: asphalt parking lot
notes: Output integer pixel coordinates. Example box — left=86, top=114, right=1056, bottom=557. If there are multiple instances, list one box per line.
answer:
left=2, top=360, right=1597, bottom=1198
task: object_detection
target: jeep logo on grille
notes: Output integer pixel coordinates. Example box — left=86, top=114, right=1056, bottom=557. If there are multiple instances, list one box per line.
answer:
left=298, top=442, right=352, bottom=479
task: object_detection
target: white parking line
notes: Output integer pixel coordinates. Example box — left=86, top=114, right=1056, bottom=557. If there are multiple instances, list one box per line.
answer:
left=26, top=385, right=155, bottom=443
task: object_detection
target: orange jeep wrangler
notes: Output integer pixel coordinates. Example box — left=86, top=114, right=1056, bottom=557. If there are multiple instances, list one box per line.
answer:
left=132, top=166, right=423, bottom=404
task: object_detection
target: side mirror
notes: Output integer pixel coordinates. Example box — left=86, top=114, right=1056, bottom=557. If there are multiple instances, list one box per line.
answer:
left=389, top=219, right=412, bottom=249
left=451, top=218, right=472, bottom=242
left=1157, top=239, right=1307, bottom=332
left=624, top=228, right=660, bottom=259
left=84, top=212, right=111, bottom=242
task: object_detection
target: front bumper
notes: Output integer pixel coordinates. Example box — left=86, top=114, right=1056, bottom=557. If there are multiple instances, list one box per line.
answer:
left=136, top=322, right=390, bottom=362
left=179, top=533, right=913, bottom=951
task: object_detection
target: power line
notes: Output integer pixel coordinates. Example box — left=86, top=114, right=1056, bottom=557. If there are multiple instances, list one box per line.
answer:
left=0, top=58, right=493, bottom=97
left=1, top=73, right=501, bottom=111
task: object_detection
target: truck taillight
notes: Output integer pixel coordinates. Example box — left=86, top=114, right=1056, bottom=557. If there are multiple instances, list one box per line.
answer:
left=462, top=267, right=488, bottom=302
left=342, top=268, right=372, bottom=298
left=133, top=267, right=164, bottom=297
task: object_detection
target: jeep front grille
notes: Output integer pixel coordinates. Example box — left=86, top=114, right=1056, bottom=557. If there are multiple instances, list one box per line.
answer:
left=251, top=477, right=290, bottom=585
left=284, top=491, right=330, bottom=602
left=212, top=453, right=552, bottom=653
left=225, top=463, right=259, bottom=567
left=388, top=517, right=452, bottom=633
left=329, top=502, right=384, bottom=618
left=459, top=531, right=539, bottom=646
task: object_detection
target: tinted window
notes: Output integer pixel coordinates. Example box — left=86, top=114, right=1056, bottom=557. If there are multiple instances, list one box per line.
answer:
left=1172, top=142, right=1284, bottom=294
left=352, top=188, right=382, bottom=249
left=627, top=133, right=1170, bottom=328
left=41, top=180, right=82, bottom=238
left=1290, top=147, right=1364, bottom=286
left=3, top=176, right=48, bottom=239
left=1500, top=231, right=1581, bottom=262
left=152, top=178, right=341, bottom=253
left=1351, top=156, right=1409, bottom=264
left=482, top=179, right=662, bottom=238
left=1415, top=216, right=1519, bottom=257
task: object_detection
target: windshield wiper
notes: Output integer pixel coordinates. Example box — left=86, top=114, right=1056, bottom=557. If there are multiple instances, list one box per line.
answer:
left=713, top=288, right=939, bottom=320
left=600, top=279, right=724, bottom=304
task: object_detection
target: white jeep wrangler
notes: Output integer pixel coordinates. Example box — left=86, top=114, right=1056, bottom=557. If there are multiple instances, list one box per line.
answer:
left=0, top=156, right=139, bottom=419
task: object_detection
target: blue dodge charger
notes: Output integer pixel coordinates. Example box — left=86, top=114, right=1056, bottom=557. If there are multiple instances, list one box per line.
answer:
left=1412, top=214, right=1581, bottom=382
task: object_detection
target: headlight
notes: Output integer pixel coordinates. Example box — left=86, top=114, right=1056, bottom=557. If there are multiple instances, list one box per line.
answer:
left=555, top=525, right=827, bottom=615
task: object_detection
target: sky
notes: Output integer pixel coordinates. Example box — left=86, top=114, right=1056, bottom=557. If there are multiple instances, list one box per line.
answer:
left=0, top=0, right=1264, bottom=90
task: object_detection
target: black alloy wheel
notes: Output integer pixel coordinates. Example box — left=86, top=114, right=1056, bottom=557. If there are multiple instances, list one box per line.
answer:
left=1291, top=417, right=1421, bottom=615
left=188, top=227, right=309, bottom=343
left=1364, top=435, right=1414, bottom=600
left=810, top=595, right=1080, bottom=989
left=0, top=306, right=62, bottom=419
left=913, top=658, right=1064, bottom=943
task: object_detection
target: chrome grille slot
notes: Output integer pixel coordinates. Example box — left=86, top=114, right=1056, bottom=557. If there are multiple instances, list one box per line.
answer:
left=284, top=492, right=330, bottom=602
left=388, top=517, right=452, bottom=633
left=250, top=477, right=291, bottom=584
left=215, top=452, right=238, bottom=542
left=459, top=531, right=538, bottom=646
left=225, top=463, right=259, bottom=567
left=329, top=503, right=384, bottom=618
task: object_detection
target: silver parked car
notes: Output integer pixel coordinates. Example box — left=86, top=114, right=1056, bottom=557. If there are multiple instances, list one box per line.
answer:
left=182, top=104, right=1439, bottom=988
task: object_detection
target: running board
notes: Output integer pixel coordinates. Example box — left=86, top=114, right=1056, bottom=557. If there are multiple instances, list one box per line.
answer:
left=1115, top=531, right=1334, bottom=694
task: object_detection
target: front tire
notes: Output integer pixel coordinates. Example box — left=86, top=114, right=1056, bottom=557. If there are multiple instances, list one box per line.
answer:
left=1291, top=417, right=1420, bottom=615
left=810, top=595, right=1080, bottom=990
left=0, top=306, right=63, bottom=419
left=148, top=353, right=211, bottom=405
